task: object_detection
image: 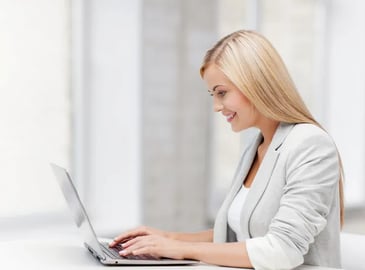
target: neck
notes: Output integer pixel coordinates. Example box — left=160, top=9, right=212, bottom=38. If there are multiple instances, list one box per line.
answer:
left=257, top=119, right=280, bottom=148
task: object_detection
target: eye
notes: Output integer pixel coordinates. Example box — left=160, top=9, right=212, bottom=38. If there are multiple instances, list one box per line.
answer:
left=217, top=90, right=226, bottom=97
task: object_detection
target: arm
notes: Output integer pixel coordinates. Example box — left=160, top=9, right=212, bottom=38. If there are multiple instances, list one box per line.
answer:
left=110, top=226, right=213, bottom=248
left=168, top=229, right=213, bottom=242
left=185, top=241, right=253, bottom=268
left=120, top=234, right=253, bottom=268
left=246, top=128, right=341, bottom=270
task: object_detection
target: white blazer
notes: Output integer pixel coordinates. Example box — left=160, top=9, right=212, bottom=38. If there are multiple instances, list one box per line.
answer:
left=213, top=123, right=341, bottom=270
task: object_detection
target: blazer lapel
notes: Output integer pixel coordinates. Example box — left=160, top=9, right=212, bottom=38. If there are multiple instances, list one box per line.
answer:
left=229, top=132, right=263, bottom=203
left=241, top=122, right=294, bottom=238
left=214, top=129, right=262, bottom=242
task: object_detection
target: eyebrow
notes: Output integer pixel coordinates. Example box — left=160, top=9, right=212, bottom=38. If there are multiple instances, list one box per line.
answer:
left=213, top=85, right=221, bottom=91
left=207, top=85, right=223, bottom=94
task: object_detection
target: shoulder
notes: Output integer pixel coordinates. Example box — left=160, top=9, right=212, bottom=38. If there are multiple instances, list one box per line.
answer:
left=279, top=123, right=340, bottom=176
left=282, top=123, right=336, bottom=153
left=291, top=123, right=328, bottom=136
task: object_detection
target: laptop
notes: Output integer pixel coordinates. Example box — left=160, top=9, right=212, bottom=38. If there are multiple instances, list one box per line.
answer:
left=50, top=163, right=197, bottom=265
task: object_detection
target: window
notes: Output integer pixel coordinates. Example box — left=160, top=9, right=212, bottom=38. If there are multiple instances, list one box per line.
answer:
left=0, top=1, right=71, bottom=218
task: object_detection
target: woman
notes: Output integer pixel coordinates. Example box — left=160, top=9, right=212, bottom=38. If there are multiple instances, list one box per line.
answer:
left=110, top=30, right=344, bottom=270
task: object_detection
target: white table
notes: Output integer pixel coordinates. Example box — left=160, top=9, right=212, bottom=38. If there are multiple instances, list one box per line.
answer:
left=0, top=235, right=342, bottom=270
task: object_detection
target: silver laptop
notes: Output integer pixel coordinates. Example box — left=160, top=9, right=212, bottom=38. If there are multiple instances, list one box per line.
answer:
left=50, top=163, right=197, bottom=266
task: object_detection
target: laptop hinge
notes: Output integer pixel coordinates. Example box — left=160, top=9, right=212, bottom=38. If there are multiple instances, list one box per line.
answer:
left=85, top=243, right=106, bottom=261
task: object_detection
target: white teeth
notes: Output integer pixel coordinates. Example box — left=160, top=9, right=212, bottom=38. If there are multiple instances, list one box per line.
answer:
left=226, top=113, right=235, bottom=121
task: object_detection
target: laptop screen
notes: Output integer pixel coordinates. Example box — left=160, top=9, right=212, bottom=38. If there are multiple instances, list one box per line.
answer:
left=50, top=163, right=105, bottom=258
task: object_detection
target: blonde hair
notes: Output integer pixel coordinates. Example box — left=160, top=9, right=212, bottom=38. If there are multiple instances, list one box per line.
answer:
left=200, top=29, right=344, bottom=226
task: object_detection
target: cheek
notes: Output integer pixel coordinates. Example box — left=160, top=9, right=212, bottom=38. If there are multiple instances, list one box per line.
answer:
left=237, top=104, right=258, bottom=126
left=235, top=100, right=253, bottom=115
left=231, top=93, right=252, bottom=111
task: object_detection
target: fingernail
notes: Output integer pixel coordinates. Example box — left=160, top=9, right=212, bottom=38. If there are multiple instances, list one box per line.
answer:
left=119, top=250, right=126, bottom=255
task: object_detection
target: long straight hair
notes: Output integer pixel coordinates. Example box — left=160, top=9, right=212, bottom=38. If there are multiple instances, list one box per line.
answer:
left=200, top=30, right=344, bottom=226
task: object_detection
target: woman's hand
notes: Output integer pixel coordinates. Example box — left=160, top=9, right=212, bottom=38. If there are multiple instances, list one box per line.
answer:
left=118, top=234, right=189, bottom=260
left=109, top=226, right=171, bottom=248
left=109, top=226, right=252, bottom=267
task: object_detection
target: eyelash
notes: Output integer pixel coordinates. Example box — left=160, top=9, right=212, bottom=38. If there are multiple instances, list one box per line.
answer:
left=208, top=90, right=227, bottom=97
left=216, top=91, right=226, bottom=97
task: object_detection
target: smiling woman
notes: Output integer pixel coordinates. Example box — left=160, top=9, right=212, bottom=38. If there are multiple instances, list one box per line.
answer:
left=109, top=29, right=344, bottom=270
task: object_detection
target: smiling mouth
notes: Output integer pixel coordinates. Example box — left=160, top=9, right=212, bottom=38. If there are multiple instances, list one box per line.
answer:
left=226, top=113, right=236, bottom=122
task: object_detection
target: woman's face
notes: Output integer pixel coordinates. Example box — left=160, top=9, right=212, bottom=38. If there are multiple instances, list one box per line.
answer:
left=203, top=64, right=259, bottom=132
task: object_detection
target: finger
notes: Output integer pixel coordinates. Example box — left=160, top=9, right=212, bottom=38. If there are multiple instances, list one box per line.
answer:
left=130, top=247, right=160, bottom=259
left=120, top=245, right=157, bottom=258
left=115, top=226, right=150, bottom=241
left=110, top=236, right=133, bottom=247
left=119, top=236, right=152, bottom=256
left=110, top=237, right=134, bottom=247
left=110, top=229, right=147, bottom=247
left=120, top=236, right=141, bottom=248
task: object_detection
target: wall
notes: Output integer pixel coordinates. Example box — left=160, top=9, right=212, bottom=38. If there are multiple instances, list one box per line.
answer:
left=72, top=0, right=142, bottom=234
left=141, top=0, right=217, bottom=231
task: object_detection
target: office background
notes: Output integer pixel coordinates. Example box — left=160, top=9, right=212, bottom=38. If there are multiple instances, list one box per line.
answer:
left=0, top=0, right=364, bottom=241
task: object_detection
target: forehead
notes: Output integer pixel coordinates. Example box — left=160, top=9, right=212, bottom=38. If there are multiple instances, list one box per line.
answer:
left=203, top=64, right=231, bottom=88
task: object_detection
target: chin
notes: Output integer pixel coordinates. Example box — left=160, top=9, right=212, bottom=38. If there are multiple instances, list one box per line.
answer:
left=231, top=123, right=249, bottom=132
left=231, top=126, right=244, bottom=132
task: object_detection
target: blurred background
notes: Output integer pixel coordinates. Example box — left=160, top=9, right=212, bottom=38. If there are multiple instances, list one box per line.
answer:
left=0, top=0, right=364, bottom=241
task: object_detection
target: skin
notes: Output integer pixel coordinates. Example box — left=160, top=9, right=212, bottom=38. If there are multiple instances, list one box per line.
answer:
left=109, top=64, right=279, bottom=267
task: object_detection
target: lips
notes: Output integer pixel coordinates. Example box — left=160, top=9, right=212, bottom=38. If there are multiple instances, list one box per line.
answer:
left=226, top=113, right=236, bottom=122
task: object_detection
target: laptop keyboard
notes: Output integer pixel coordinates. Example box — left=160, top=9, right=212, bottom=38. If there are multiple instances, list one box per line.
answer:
left=100, top=242, right=158, bottom=260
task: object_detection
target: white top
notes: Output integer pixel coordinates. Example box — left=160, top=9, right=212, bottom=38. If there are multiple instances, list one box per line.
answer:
left=227, top=185, right=249, bottom=241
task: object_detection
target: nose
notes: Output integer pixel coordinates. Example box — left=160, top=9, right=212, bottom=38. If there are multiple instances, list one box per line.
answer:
left=213, top=98, right=223, bottom=112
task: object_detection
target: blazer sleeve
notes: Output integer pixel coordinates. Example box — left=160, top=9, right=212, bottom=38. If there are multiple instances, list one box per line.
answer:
left=246, top=128, right=340, bottom=270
